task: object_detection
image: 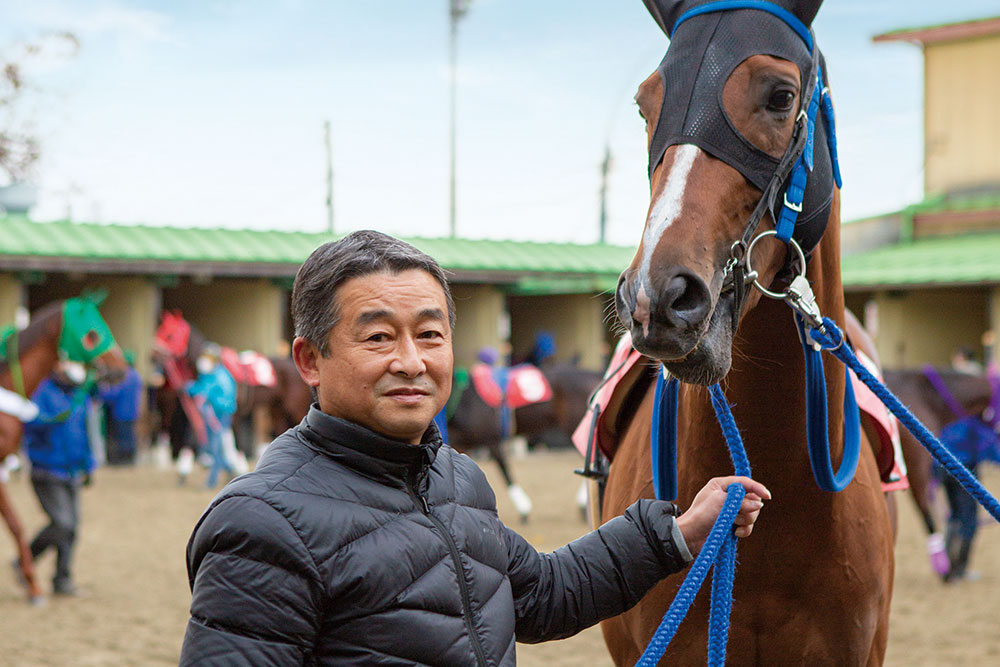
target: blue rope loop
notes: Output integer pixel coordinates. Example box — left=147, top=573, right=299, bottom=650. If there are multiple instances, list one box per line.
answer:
left=652, top=370, right=680, bottom=501
left=808, top=317, right=1000, bottom=523
left=794, top=315, right=862, bottom=492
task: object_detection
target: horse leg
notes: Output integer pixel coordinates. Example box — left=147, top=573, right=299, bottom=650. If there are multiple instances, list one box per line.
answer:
left=0, top=480, right=44, bottom=604
left=490, top=441, right=532, bottom=524
left=899, top=428, right=951, bottom=577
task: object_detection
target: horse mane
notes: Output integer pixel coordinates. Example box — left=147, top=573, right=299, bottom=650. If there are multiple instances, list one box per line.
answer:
left=0, top=300, right=63, bottom=375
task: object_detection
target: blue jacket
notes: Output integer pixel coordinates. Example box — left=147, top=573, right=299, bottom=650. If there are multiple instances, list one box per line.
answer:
left=99, top=366, right=143, bottom=421
left=24, top=377, right=95, bottom=479
left=188, top=365, right=237, bottom=424
left=938, top=416, right=1000, bottom=467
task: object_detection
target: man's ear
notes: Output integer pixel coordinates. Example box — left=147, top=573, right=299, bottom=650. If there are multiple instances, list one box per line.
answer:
left=291, top=336, right=322, bottom=387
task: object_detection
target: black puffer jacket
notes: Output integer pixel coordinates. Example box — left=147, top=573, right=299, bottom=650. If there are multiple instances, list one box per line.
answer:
left=180, top=406, right=692, bottom=666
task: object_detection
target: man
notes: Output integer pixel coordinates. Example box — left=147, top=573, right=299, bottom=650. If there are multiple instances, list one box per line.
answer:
left=180, top=230, right=769, bottom=665
left=98, top=351, right=143, bottom=465
left=21, top=360, right=96, bottom=597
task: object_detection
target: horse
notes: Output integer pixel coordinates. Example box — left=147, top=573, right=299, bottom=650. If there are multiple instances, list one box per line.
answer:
left=600, top=0, right=894, bottom=663
left=153, top=311, right=307, bottom=469
left=232, top=356, right=312, bottom=458
left=0, top=295, right=128, bottom=603
left=446, top=362, right=602, bottom=522
left=882, top=367, right=995, bottom=549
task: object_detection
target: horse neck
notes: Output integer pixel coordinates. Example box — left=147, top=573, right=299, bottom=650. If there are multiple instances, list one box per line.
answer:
left=678, top=201, right=848, bottom=488
left=0, top=306, right=62, bottom=398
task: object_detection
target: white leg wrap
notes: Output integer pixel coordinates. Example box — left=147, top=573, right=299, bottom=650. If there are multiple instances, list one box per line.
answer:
left=177, top=448, right=194, bottom=476
left=507, top=484, right=533, bottom=517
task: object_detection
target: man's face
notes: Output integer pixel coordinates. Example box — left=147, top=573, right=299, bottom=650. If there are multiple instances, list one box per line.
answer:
left=293, top=269, right=453, bottom=444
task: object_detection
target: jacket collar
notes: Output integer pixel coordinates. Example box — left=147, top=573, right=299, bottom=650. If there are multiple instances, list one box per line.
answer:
left=298, top=404, right=442, bottom=485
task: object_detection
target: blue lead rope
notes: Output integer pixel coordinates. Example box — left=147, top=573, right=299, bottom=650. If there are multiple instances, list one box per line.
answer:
left=809, top=317, right=1000, bottom=523
left=637, top=383, right=751, bottom=667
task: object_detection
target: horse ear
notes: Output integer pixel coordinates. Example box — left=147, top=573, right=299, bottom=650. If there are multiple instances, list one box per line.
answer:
left=81, top=288, right=108, bottom=305
left=771, top=0, right=823, bottom=27
left=642, top=0, right=683, bottom=35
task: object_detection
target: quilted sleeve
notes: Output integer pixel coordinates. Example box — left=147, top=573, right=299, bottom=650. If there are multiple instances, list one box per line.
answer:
left=508, top=499, right=692, bottom=643
left=179, top=495, right=324, bottom=666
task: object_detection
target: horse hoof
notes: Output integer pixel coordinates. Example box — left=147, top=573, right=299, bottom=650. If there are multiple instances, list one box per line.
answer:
left=28, top=595, right=47, bottom=607
left=519, top=514, right=529, bottom=525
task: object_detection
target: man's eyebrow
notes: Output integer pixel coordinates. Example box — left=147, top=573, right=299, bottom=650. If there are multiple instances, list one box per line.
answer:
left=354, top=308, right=446, bottom=326
left=356, top=309, right=392, bottom=326
left=418, top=308, right=447, bottom=322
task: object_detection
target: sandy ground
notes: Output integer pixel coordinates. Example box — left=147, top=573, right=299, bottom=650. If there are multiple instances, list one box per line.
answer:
left=2, top=448, right=999, bottom=666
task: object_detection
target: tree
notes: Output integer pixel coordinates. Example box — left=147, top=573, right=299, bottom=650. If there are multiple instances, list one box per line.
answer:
left=0, top=31, right=78, bottom=184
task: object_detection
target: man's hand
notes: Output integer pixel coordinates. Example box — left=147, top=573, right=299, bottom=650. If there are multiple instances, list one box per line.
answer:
left=675, top=476, right=771, bottom=556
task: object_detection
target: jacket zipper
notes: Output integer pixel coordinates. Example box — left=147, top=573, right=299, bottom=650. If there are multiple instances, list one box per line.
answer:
left=408, top=473, right=489, bottom=667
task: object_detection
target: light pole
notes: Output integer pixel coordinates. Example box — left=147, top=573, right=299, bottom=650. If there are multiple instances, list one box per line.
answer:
left=324, top=120, right=334, bottom=234
left=449, top=0, right=470, bottom=238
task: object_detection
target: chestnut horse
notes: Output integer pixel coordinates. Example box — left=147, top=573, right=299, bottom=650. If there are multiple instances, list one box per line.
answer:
left=447, top=362, right=602, bottom=522
left=0, top=296, right=128, bottom=603
left=153, top=312, right=310, bottom=464
left=601, top=0, right=893, bottom=663
left=882, top=368, right=994, bottom=537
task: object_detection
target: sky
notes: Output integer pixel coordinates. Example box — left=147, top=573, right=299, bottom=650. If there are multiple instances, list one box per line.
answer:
left=0, top=0, right=997, bottom=247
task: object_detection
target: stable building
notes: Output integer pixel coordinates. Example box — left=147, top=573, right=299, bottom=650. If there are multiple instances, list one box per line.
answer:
left=841, top=15, right=1000, bottom=369
left=0, top=216, right=632, bottom=381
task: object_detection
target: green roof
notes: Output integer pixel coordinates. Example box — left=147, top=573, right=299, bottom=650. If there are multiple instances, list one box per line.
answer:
left=0, top=216, right=635, bottom=286
left=841, top=232, right=1000, bottom=289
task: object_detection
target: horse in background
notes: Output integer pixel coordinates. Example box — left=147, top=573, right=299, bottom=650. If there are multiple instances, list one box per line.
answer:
left=232, top=356, right=311, bottom=457
left=447, top=359, right=602, bottom=523
left=0, top=295, right=128, bottom=604
left=153, top=311, right=308, bottom=471
left=882, top=365, right=996, bottom=572
left=600, top=0, right=893, bottom=663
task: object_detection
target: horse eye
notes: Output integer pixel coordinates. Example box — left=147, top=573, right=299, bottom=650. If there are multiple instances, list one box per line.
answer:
left=767, top=90, right=795, bottom=113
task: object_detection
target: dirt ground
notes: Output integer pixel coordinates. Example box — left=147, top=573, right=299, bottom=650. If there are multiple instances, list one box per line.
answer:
left=2, top=448, right=999, bottom=666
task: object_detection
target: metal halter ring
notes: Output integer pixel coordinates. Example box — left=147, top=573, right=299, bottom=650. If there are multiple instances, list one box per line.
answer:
left=744, top=230, right=807, bottom=300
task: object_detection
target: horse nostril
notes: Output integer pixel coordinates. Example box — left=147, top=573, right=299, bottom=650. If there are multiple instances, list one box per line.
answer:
left=615, top=275, right=635, bottom=320
left=661, top=273, right=710, bottom=325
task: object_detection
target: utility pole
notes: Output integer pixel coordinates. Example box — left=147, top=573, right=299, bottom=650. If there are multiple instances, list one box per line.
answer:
left=449, top=0, right=470, bottom=238
left=598, top=144, right=612, bottom=243
left=324, top=120, right=334, bottom=234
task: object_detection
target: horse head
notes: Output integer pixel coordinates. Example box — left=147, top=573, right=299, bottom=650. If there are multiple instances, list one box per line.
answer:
left=616, top=0, right=837, bottom=385
left=60, top=295, right=129, bottom=384
left=154, top=310, right=192, bottom=360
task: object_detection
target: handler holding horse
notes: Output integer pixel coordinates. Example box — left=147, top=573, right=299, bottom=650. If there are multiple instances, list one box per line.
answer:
left=180, top=230, right=769, bottom=665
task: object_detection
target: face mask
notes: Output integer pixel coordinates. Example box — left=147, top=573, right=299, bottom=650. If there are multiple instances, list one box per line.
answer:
left=644, top=0, right=834, bottom=252
left=60, top=361, right=87, bottom=385
left=196, top=356, right=215, bottom=375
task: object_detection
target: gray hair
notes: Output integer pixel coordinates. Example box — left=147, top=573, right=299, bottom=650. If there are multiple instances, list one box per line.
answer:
left=291, top=230, right=455, bottom=356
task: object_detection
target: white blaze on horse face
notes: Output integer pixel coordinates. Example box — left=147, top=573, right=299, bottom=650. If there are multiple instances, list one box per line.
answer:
left=633, top=143, right=702, bottom=334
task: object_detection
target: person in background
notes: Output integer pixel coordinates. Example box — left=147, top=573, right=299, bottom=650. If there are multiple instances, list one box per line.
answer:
left=935, top=414, right=1000, bottom=583
left=951, top=345, right=983, bottom=376
left=98, top=349, right=143, bottom=465
left=187, top=344, right=238, bottom=489
left=19, top=360, right=97, bottom=597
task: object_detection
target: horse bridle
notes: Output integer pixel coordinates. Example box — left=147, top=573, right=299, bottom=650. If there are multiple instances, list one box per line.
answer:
left=662, top=1, right=840, bottom=334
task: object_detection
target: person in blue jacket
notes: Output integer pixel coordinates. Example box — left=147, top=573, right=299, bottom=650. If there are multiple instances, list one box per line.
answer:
left=21, top=360, right=96, bottom=597
left=98, top=351, right=143, bottom=465
left=936, top=415, right=1000, bottom=582
left=187, top=344, right=238, bottom=488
